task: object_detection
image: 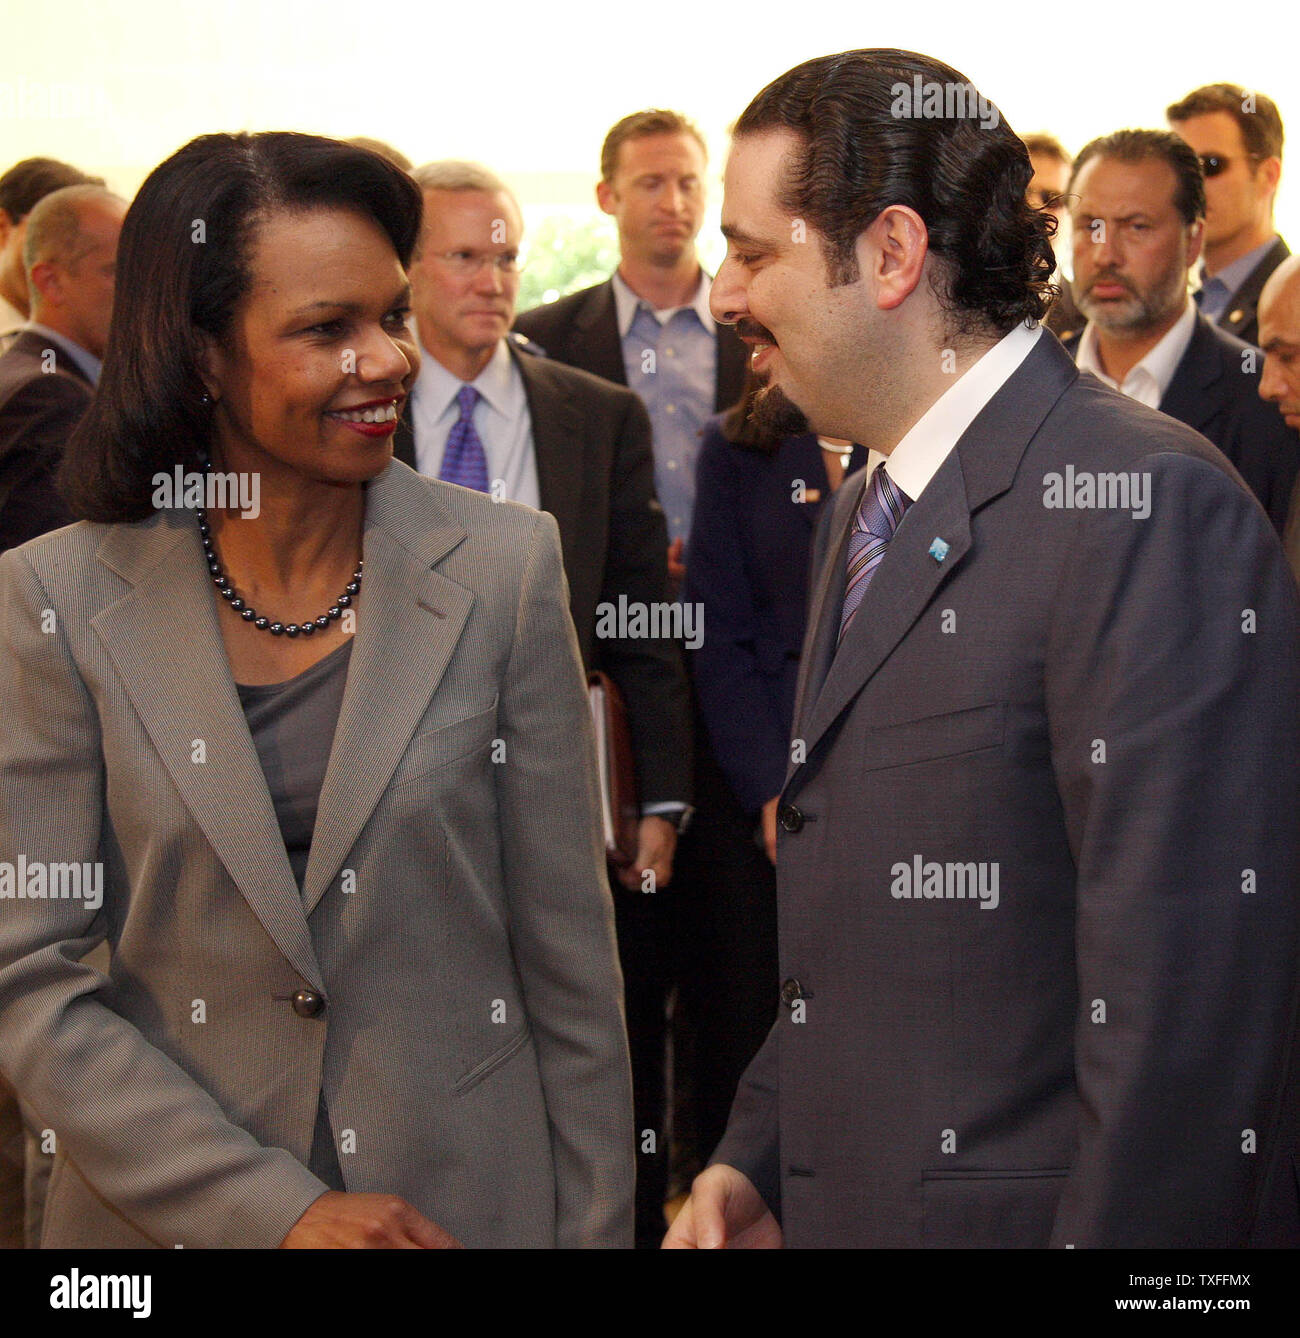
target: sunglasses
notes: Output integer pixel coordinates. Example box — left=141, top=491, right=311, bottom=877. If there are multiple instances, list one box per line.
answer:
left=1198, top=153, right=1263, bottom=179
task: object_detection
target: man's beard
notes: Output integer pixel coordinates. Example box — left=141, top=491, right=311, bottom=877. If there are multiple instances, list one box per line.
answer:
left=1077, top=259, right=1188, bottom=336
left=751, top=379, right=811, bottom=437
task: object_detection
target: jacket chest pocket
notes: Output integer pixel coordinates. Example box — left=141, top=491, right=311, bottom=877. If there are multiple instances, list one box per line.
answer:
left=388, top=699, right=499, bottom=791
left=859, top=701, right=1005, bottom=774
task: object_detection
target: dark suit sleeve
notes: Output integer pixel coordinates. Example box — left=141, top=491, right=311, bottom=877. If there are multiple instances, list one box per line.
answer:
left=1044, top=450, right=1300, bottom=1246
left=684, top=431, right=789, bottom=811
left=1221, top=396, right=1300, bottom=535
left=0, top=376, right=85, bottom=549
left=707, top=1016, right=782, bottom=1218
left=594, top=390, right=693, bottom=807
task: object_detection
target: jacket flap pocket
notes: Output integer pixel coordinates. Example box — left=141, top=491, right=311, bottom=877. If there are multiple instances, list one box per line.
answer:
left=861, top=702, right=1004, bottom=773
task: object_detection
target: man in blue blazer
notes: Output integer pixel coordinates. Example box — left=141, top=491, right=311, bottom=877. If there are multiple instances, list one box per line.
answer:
left=667, top=49, right=1300, bottom=1249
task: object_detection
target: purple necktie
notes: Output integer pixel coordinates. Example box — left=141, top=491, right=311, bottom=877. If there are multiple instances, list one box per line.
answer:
left=439, top=385, right=490, bottom=492
left=838, top=465, right=912, bottom=643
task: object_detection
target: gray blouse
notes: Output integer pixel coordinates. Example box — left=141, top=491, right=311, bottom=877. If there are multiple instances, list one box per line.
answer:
left=236, top=636, right=353, bottom=1193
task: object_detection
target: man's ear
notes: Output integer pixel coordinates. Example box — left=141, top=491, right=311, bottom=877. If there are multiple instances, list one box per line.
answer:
left=595, top=179, right=617, bottom=217
left=1257, top=155, right=1282, bottom=200
left=27, top=259, right=61, bottom=307
left=1186, top=218, right=1206, bottom=273
left=856, top=204, right=930, bottom=312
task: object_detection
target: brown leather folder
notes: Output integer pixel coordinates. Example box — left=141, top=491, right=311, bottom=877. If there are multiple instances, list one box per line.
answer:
left=587, top=670, right=639, bottom=868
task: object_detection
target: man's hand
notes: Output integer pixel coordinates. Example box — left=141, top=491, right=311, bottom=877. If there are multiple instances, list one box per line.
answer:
left=616, top=815, right=677, bottom=891
left=280, top=1191, right=464, bottom=1249
left=666, top=537, right=686, bottom=598
left=760, top=796, right=780, bottom=866
left=662, top=1164, right=783, bottom=1248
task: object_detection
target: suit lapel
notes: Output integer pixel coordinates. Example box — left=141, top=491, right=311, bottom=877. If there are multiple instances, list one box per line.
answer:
left=572, top=282, right=628, bottom=387
left=514, top=347, right=584, bottom=562
left=92, top=464, right=475, bottom=965
left=301, top=463, right=472, bottom=913
left=785, top=332, right=1077, bottom=792
left=1222, top=236, right=1290, bottom=338
left=1158, top=316, right=1220, bottom=433
left=789, top=472, right=861, bottom=742
left=92, top=512, right=324, bottom=987
left=794, top=460, right=973, bottom=772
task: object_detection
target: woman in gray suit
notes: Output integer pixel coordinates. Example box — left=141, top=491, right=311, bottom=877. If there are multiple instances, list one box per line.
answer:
left=0, top=132, right=632, bottom=1248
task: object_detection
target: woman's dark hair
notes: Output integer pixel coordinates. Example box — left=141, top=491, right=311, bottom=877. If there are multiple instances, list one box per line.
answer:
left=733, top=49, right=1056, bottom=337
left=59, top=131, right=423, bottom=522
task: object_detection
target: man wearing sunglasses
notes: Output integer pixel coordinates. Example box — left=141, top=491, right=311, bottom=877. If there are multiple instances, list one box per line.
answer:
left=1168, top=83, right=1287, bottom=348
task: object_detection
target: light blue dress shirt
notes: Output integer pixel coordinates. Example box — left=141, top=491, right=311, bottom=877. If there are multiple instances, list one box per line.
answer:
left=1197, top=236, right=1279, bottom=326
left=612, top=269, right=717, bottom=556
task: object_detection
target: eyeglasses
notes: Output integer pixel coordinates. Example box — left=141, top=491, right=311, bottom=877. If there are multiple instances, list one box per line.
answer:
left=1198, top=153, right=1262, bottom=179
left=428, top=249, right=522, bottom=277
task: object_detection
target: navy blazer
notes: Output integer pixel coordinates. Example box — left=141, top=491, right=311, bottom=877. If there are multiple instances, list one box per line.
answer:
left=683, top=422, right=867, bottom=812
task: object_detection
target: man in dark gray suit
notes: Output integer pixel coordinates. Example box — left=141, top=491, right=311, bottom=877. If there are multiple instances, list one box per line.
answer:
left=667, top=48, right=1300, bottom=1249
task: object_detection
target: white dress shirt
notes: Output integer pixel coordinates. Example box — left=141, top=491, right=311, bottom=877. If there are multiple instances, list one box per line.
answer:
left=872, top=320, right=1044, bottom=502
left=410, top=338, right=540, bottom=508
left=1074, top=299, right=1195, bottom=410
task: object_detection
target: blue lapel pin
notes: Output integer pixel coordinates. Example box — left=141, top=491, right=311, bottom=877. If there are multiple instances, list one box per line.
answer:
left=929, top=537, right=950, bottom=563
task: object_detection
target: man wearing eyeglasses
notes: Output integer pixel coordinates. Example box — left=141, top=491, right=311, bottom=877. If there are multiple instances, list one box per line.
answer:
left=1168, top=84, right=1288, bottom=349
left=394, top=159, right=693, bottom=909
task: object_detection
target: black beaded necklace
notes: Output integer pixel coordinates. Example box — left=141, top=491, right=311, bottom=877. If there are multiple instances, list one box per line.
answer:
left=196, top=467, right=362, bottom=638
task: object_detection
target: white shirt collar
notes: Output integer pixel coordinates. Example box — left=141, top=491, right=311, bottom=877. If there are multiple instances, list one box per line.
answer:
left=415, top=336, right=520, bottom=418
left=1075, top=298, right=1195, bottom=409
left=878, top=321, right=1043, bottom=503
left=611, top=267, right=717, bottom=337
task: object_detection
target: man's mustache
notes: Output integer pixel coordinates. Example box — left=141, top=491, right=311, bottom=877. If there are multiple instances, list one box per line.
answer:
left=736, top=318, right=777, bottom=344
left=1085, top=271, right=1136, bottom=297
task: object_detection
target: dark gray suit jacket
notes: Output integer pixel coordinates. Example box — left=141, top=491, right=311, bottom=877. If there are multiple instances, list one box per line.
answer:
left=712, top=331, right=1300, bottom=1247
left=394, top=343, right=692, bottom=807
left=0, top=330, right=87, bottom=551
left=1063, top=314, right=1300, bottom=534
left=0, top=461, right=634, bottom=1247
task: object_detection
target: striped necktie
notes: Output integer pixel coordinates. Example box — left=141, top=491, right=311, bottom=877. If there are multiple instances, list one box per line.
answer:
left=838, top=465, right=912, bottom=643
left=439, top=384, right=490, bottom=492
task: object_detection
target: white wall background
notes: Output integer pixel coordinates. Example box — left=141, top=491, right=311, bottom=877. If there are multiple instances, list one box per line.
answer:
left=3, top=0, right=1294, bottom=241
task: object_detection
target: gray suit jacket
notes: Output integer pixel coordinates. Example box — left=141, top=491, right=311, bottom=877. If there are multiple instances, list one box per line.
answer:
left=712, top=332, right=1300, bottom=1247
left=0, top=459, right=633, bottom=1248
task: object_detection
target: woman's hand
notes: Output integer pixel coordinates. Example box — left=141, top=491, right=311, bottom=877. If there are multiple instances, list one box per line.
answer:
left=761, top=796, right=780, bottom=866
left=280, top=1191, right=464, bottom=1248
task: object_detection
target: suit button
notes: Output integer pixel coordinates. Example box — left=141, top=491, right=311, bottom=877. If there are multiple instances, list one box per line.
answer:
left=780, top=978, right=804, bottom=1008
left=292, top=988, right=325, bottom=1018
left=779, top=804, right=804, bottom=833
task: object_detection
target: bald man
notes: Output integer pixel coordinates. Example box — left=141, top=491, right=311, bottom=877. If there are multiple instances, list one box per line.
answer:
left=1259, top=254, right=1300, bottom=583
left=0, top=183, right=126, bottom=552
